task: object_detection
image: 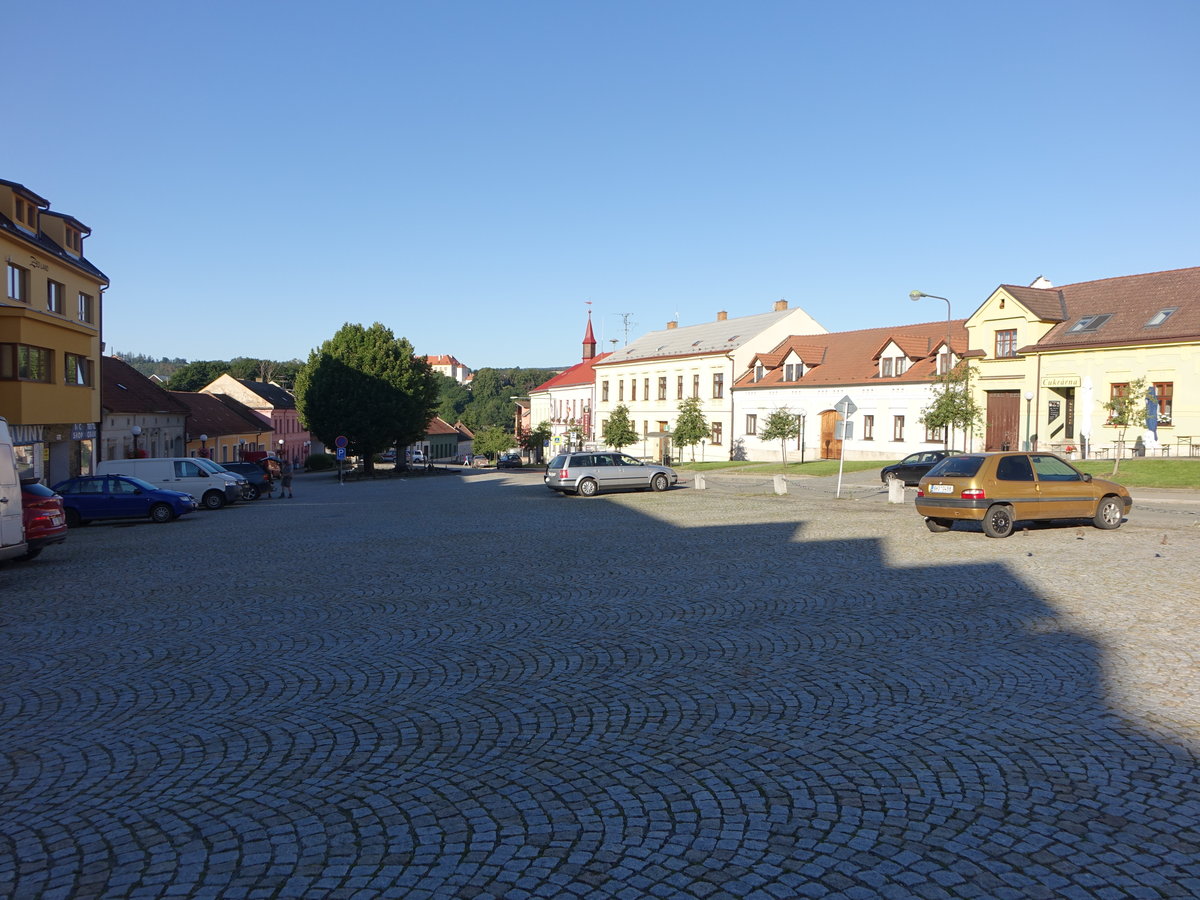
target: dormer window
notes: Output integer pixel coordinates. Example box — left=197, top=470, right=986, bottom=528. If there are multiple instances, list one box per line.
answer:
left=754, top=364, right=764, bottom=382
left=65, top=226, right=82, bottom=254
left=1145, top=308, right=1177, bottom=328
left=894, top=356, right=907, bottom=376
left=13, top=196, right=38, bottom=230
left=881, top=358, right=893, bottom=377
left=937, top=351, right=954, bottom=375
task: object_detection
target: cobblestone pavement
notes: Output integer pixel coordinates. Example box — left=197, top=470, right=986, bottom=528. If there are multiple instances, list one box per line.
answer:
left=2, top=468, right=1199, bottom=899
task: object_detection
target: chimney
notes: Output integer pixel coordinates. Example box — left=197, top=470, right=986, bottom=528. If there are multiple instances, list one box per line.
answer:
left=716, top=311, right=727, bottom=321
left=666, top=321, right=678, bottom=329
left=774, top=299, right=788, bottom=311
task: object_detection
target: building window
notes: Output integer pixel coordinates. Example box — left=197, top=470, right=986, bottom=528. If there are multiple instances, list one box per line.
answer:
left=47, top=280, right=65, bottom=314
left=1146, top=308, right=1178, bottom=328
left=863, top=415, right=874, bottom=440
left=894, top=356, right=907, bottom=375
left=754, top=364, right=764, bottom=383
left=692, top=374, right=699, bottom=398
left=631, top=379, right=637, bottom=402
left=1107, top=383, right=1127, bottom=423
left=893, top=415, right=905, bottom=441
left=643, top=378, right=649, bottom=401
left=7, top=264, right=29, bottom=303
left=14, top=196, right=37, bottom=229
left=65, top=227, right=82, bottom=254
left=676, top=376, right=684, bottom=399
left=65, top=353, right=93, bottom=386
left=937, top=351, right=953, bottom=375
left=0, top=343, right=52, bottom=382
left=643, top=420, right=649, bottom=436
left=713, top=372, right=724, bottom=399
left=881, top=357, right=893, bottom=378
left=925, top=423, right=945, bottom=442
left=657, top=377, right=667, bottom=401
left=1153, top=382, right=1173, bottom=425
left=746, top=414, right=757, bottom=435
left=78, top=292, right=95, bottom=324
left=601, top=380, right=609, bottom=402
left=995, top=329, right=1018, bottom=358
left=711, top=422, right=722, bottom=445
left=618, top=381, right=624, bottom=401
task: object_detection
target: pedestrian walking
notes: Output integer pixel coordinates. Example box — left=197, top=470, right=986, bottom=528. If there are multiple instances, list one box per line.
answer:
left=280, top=460, right=294, bottom=498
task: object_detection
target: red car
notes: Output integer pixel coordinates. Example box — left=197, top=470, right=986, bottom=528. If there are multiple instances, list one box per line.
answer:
left=20, top=481, right=67, bottom=560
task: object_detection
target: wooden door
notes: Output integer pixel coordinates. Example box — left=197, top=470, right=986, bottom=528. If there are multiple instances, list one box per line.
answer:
left=820, top=409, right=842, bottom=459
left=986, top=391, right=1021, bottom=451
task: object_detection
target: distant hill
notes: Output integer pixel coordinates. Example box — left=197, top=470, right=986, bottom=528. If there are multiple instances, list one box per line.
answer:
left=111, top=351, right=189, bottom=382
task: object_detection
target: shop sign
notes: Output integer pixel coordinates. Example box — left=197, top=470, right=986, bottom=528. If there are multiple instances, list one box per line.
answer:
left=1041, top=375, right=1081, bottom=388
left=71, top=423, right=97, bottom=440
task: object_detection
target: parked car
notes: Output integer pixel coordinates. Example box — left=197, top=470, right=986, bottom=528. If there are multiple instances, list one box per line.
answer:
left=496, top=453, right=523, bottom=468
left=95, top=457, right=241, bottom=509
left=544, top=451, right=677, bottom=497
left=915, top=451, right=1132, bottom=538
left=19, top=481, right=68, bottom=560
left=0, top=418, right=27, bottom=562
left=379, top=449, right=397, bottom=463
left=221, top=462, right=274, bottom=500
left=53, top=475, right=198, bottom=526
left=880, top=449, right=965, bottom=486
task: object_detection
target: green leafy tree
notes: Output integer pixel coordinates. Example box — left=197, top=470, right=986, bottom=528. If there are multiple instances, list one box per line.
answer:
left=460, top=367, right=561, bottom=431
left=1101, top=376, right=1150, bottom=476
left=473, top=425, right=513, bottom=461
left=761, top=407, right=801, bottom=466
left=602, top=404, right=638, bottom=451
left=435, top=373, right=472, bottom=424
left=519, top=421, right=552, bottom=457
left=672, top=396, right=709, bottom=461
left=293, top=323, right=438, bottom=472
left=164, top=360, right=230, bottom=391
left=920, top=361, right=984, bottom=451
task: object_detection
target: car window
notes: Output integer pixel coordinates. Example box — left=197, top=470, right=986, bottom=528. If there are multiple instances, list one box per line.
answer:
left=126, top=477, right=159, bottom=491
left=903, top=454, right=921, bottom=464
left=1031, top=454, right=1082, bottom=482
left=619, top=454, right=642, bottom=466
left=548, top=455, right=567, bottom=469
left=78, top=479, right=106, bottom=495
left=995, top=455, right=1035, bottom=481
left=928, top=455, right=985, bottom=478
left=111, top=478, right=142, bottom=494
left=23, top=482, right=56, bottom=498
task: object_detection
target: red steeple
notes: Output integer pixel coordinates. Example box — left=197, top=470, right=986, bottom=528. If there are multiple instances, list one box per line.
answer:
left=582, top=311, right=597, bottom=360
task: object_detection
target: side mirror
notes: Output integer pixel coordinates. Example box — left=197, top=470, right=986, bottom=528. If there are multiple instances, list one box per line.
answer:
left=1082, top=473, right=1093, bottom=483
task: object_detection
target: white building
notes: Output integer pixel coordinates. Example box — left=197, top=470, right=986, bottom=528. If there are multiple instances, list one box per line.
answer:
left=593, top=301, right=826, bottom=461
left=733, top=319, right=968, bottom=462
left=426, top=355, right=472, bottom=384
left=528, top=315, right=609, bottom=458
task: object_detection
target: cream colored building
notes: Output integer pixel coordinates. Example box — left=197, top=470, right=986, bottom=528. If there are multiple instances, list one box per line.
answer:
left=965, top=268, right=1199, bottom=457
left=1, top=178, right=109, bottom=483
left=592, top=301, right=826, bottom=461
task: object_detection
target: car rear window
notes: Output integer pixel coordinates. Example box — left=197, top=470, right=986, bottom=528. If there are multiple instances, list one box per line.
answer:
left=547, top=455, right=567, bottom=469
left=928, top=455, right=985, bottom=478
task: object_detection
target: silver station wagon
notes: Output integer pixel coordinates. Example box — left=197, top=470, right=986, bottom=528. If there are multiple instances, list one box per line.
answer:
left=544, top=452, right=678, bottom=497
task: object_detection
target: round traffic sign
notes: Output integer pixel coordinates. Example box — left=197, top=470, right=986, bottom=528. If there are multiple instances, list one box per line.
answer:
left=335, top=435, right=348, bottom=449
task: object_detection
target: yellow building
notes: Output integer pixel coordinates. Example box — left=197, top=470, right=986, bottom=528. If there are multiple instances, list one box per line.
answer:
left=965, top=268, right=1199, bottom=457
left=1, top=178, right=108, bottom=483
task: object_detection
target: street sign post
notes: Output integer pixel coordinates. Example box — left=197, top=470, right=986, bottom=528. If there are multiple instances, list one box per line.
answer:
left=335, top=436, right=348, bottom=484
left=835, top=396, right=856, bottom=498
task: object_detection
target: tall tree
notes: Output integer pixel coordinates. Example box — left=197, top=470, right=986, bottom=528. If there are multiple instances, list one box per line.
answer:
left=602, top=404, right=638, bottom=451
left=473, top=425, right=513, bottom=461
left=293, top=323, right=438, bottom=472
left=672, top=396, right=709, bottom=462
left=761, top=408, right=801, bottom=467
left=1101, top=376, right=1150, bottom=476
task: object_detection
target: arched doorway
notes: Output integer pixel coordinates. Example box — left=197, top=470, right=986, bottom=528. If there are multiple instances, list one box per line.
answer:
left=820, top=409, right=843, bottom=459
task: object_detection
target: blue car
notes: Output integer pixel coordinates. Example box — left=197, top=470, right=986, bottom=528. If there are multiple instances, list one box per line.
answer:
left=52, top=475, right=198, bottom=527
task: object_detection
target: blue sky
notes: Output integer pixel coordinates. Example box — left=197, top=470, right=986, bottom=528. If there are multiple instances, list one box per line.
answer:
left=10, top=1, right=1199, bottom=369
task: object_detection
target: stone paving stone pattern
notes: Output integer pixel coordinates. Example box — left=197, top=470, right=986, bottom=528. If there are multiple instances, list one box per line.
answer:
left=2, top=468, right=1199, bottom=899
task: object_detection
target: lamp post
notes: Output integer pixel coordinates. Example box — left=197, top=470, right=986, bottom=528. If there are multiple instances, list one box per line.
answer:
left=797, top=409, right=807, bottom=466
left=910, top=290, right=954, bottom=449
left=1024, top=391, right=1033, bottom=451
left=131, top=425, right=142, bottom=458
left=278, top=438, right=285, bottom=465
left=199, top=433, right=208, bottom=458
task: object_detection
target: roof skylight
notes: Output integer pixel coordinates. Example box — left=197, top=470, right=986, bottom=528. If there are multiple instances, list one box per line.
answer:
left=1066, top=314, right=1112, bottom=334
left=1145, top=308, right=1178, bottom=328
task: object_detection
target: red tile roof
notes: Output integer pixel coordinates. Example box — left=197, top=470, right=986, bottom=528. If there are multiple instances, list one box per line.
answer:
left=102, top=357, right=190, bottom=416
left=531, top=352, right=612, bottom=392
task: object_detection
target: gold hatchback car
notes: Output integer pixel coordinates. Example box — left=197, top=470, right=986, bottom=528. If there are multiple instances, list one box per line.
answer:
left=915, top=452, right=1133, bottom=538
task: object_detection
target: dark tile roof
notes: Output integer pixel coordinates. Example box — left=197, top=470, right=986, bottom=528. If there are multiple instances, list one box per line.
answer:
left=1018, top=266, right=1200, bottom=351
left=232, top=379, right=297, bottom=409
left=169, top=391, right=274, bottom=437
left=0, top=178, right=109, bottom=284
left=102, top=357, right=190, bottom=416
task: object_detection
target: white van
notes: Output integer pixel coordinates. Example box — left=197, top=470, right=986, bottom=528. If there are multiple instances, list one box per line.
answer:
left=0, top=417, right=27, bottom=561
left=96, top=457, right=242, bottom=509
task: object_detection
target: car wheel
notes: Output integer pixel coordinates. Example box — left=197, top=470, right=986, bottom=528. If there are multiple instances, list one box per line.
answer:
left=65, top=508, right=82, bottom=528
left=650, top=473, right=669, bottom=492
left=149, top=503, right=176, bottom=523
left=578, top=478, right=598, bottom=497
left=1093, top=496, right=1124, bottom=530
left=924, top=517, right=953, bottom=533
left=203, top=491, right=226, bottom=510
left=242, top=484, right=261, bottom=501
left=982, top=504, right=1015, bottom=538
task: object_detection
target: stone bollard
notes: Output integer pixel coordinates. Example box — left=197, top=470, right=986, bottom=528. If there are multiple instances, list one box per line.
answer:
left=887, top=476, right=906, bottom=504
left=774, top=474, right=787, bottom=495
left=695, top=473, right=706, bottom=490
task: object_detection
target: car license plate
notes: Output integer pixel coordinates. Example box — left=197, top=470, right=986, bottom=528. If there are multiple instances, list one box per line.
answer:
left=50, top=514, right=63, bottom=525
left=929, top=484, right=954, bottom=494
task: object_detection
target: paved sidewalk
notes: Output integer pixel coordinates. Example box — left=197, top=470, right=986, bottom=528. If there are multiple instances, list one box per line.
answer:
left=1, top=470, right=1198, bottom=898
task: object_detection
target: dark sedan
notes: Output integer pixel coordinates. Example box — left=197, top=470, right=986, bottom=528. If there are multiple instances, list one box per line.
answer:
left=222, top=462, right=274, bottom=500
left=880, top=450, right=964, bottom=486
left=53, top=475, right=197, bottom=526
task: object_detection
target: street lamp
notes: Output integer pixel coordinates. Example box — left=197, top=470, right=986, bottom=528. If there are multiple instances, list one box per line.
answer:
left=199, top=433, right=208, bottom=458
left=1024, top=391, right=1034, bottom=451
left=278, top=438, right=285, bottom=464
left=131, top=425, right=142, bottom=458
left=910, top=290, right=954, bottom=448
